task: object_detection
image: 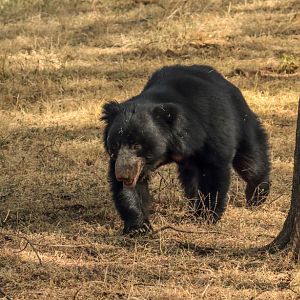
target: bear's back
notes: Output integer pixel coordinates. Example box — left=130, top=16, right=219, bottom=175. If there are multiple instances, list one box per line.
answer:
left=143, top=65, right=229, bottom=91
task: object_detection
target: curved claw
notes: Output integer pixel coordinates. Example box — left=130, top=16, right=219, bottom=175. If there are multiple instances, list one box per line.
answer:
left=124, top=222, right=153, bottom=237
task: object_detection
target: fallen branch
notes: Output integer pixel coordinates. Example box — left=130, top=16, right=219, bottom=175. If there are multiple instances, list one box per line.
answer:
left=288, top=287, right=300, bottom=296
left=1, top=233, right=42, bottom=265
left=34, top=243, right=92, bottom=248
left=263, top=193, right=287, bottom=207
left=151, top=225, right=225, bottom=235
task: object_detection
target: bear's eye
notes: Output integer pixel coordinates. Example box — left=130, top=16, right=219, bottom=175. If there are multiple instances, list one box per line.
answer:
left=132, top=144, right=142, bottom=151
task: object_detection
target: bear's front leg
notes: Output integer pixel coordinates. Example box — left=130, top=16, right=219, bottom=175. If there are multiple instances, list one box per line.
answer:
left=109, top=159, right=152, bottom=235
left=117, top=186, right=152, bottom=235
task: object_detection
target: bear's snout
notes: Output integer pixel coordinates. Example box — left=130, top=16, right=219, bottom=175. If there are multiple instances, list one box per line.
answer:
left=115, top=146, right=144, bottom=188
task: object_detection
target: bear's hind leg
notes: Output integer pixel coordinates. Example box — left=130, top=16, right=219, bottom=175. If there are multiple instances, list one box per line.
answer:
left=178, top=161, right=230, bottom=223
left=233, top=133, right=270, bottom=206
left=196, top=164, right=231, bottom=223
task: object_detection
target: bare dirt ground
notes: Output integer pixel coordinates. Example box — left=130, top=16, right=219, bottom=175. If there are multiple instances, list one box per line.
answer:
left=0, top=0, right=299, bottom=299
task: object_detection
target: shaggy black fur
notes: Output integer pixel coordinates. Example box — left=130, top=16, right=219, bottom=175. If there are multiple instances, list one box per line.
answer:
left=102, top=65, right=270, bottom=235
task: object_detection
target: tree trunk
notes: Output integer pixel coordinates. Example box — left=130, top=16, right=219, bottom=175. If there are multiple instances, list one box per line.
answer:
left=293, top=205, right=300, bottom=260
left=263, top=97, right=300, bottom=260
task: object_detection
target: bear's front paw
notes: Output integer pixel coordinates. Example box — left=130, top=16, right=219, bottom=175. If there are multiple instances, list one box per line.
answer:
left=123, top=221, right=153, bottom=236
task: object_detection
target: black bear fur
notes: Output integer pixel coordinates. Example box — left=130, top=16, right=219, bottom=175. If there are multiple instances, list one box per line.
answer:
left=101, top=65, right=271, bottom=235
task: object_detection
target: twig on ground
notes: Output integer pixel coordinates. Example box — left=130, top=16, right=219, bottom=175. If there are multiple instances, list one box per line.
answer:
left=73, top=286, right=82, bottom=300
left=34, top=243, right=92, bottom=248
left=288, top=287, right=300, bottom=296
left=151, top=225, right=225, bottom=235
left=250, top=287, right=300, bottom=300
left=201, top=282, right=210, bottom=298
left=0, top=288, right=12, bottom=300
left=1, top=233, right=42, bottom=265
left=250, top=290, right=268, bottom=300
left=264, top=194, right=287, bottom=206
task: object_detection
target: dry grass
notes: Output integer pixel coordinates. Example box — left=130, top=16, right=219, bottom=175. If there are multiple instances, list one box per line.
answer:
left=0, top=0, right=300, bottom=299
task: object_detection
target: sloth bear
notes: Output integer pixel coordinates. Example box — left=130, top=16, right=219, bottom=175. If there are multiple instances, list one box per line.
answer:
left=101, top=65, right=270, bottom=235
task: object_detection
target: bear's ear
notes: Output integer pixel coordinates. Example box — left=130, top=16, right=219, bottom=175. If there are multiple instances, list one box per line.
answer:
left=101, top=100, right=120, bottom=123
left=152, top=103, right=178, bottom=127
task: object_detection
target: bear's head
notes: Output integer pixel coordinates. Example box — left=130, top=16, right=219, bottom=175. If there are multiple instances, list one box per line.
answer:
left=101, top=100, right=180, bottom=188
